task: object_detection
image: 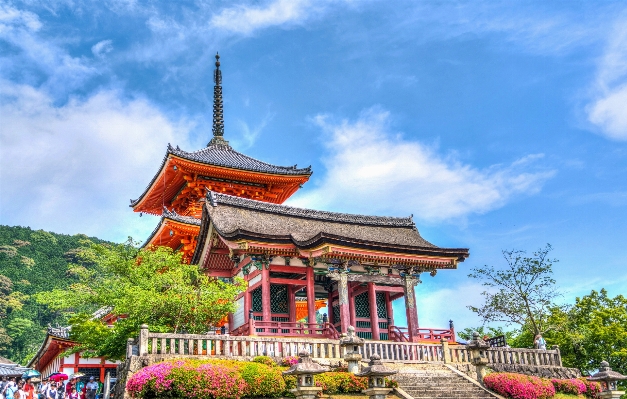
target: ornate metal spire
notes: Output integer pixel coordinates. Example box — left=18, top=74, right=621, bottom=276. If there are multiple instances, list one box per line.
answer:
left=209, top=52, right=228, bottom=146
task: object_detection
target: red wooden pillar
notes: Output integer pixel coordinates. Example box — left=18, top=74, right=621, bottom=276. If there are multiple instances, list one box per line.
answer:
left=385, top=292, right=394, bottom=326
left=367, top=282, right=380, bottom=340
left=349, top=282, right=357, bottom=327
left=403, top=277, right=420, bottom=342
left=261, top=266, right=271, bottom=322
left=327, top=290, right=334, bottom=324
left=337, top=274, right=350, bottom=333
left=306, top=266, right=316, bottom=329
left=288, top=286, right=296, bottom=322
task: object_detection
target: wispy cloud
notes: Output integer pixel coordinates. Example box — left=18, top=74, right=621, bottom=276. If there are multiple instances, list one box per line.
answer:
left=210, top=0, right=325, bottom=36
left=92, top=39, right=114, bottom=57
left=231, top=111, right=275, bottom=150
left=586, top=16, right=627, bottom=141
left=290, top=108, right=555, bottom=221
left=0, top=81, right=192, bottom=241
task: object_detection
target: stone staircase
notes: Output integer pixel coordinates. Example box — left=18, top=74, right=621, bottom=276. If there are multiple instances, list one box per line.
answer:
left=392, top=363, right=499, bottom=399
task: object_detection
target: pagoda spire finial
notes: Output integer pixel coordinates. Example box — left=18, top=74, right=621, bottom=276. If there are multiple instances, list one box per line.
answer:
left=209, top=52, right=229, bottom=146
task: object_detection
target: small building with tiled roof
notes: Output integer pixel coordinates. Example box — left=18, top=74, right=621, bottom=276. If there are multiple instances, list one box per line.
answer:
left=28, top=326, right=119, bottom=382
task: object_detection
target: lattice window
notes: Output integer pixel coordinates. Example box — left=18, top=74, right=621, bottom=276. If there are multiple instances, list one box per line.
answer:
left=376, top=292, right=388, bottom=319
left=332, top=304, right=340, bottom=325
left=78, top=368, right=101, bottom=381
left=380, top=333, right=389, bottom=340
left=356, top=321, right=371, bottom=329
left=354, top=292, right=370, bottom=318
left=270, top=284, right=289, bottom=314
left=251, top=287, right=262, bottom=312
left=357, top=331, right=372, bottom=339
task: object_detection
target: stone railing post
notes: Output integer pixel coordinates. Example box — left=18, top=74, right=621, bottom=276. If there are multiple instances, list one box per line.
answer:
left=139, top=324, right=149, bottom=356
left=126, top=338, right=135, bottom=358
left=441, top=338, right=451, bottom=363
left=552, top=345, right=562, bottom=367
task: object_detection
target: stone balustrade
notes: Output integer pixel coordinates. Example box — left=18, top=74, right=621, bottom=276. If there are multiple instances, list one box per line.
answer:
left=130, top=325, right=561, bottom=367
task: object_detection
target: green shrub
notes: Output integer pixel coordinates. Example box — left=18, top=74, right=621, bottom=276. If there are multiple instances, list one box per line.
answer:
left=240, top=362, right=286, bottom=398
left=252, top=356, right=276, bottom=367
left=314, top=372, right=368, bottom=394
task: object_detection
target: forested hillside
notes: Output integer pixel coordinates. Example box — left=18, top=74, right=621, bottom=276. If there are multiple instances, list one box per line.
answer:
left=0, top=225, right=109, bottom=364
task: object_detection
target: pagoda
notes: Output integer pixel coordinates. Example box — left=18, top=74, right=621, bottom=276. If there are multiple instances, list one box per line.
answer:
left=134, top=54, right=470, bottom=342
left=133, top=54, right=312, bottom=262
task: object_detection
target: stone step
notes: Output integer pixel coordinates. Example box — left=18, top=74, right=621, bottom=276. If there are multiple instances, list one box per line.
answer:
left=394, top=365, right=499, bottom=399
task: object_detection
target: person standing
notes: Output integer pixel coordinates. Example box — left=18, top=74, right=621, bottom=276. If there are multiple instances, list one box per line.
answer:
left=3, top=378, right=17, bottom=399
left=84, top=378, right=97, bottom=399
left=534, top=334, right=547, bottom=350
left=22, top=379, right=35, bottom=399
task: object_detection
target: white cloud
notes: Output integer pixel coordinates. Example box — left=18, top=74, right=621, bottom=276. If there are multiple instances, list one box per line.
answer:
left=0, top=81, right=193, bottom=241
left=92, top=39, right=114, bottom=57
left=290, top=108, right=555, bottom=221
left=210, top=0, right=322, bottom=35
left=0, top=4, right=97, bottom=97
left=586, top=16, right=627, bottom=140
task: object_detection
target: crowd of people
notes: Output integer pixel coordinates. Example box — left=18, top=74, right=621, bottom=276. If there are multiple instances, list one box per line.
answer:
left=0, top=376, right=101, bottom=399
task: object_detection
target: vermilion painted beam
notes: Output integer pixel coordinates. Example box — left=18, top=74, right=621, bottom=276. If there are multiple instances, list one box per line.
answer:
left=269, top=265, right=307, bottom=274
left=269, top=278, right=307, bottom=286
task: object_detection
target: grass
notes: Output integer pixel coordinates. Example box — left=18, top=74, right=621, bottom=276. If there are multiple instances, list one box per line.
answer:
left=553, top=394, right=584, bottom=399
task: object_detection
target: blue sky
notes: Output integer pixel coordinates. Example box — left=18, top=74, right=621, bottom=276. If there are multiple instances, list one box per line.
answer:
left=1, top=0, right=626, bottom=332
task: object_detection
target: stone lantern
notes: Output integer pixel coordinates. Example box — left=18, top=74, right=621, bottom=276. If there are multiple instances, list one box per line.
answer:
left=339, top=325, right=364, bottom=373
left=587, top=361, right=626, bottom=399
left=355, top=354, right=397, bottom=399
left=467, top=331, right=490, bottom=383
left=282, top=351, right=330, bottom=399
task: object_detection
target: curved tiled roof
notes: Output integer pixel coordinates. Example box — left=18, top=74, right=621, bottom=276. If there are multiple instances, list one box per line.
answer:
left=142, top=208, right=201, bottom=248
left=205, top=192, right=440, bottom=249
left=130, top=143, right=312, bottom=208
left=168, top=143, right=312, bottom=176
left=207, top=192, right=415, bottom=227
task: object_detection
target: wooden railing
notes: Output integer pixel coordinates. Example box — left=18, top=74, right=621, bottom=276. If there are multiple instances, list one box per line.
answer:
left=131, top=325, right=561, bottom=367
left=231, top=321, right=340, bottom=339
left=389, top=326, right=455, bottom=343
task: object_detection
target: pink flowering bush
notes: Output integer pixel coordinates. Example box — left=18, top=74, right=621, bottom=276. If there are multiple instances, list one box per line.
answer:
left=579, top=378, right=602, bottom=398
left=551, top=378, right=586, bottom=395
left=281, top=356, right=299, bottom=366
left=127, top=360, right=245, bottom=399
left=484, top=373, right=555, bottom=399
left=126, top=362, right=176, bottom=397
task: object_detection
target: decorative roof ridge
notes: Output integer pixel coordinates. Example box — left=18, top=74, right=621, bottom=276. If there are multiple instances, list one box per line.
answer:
left=167, top=143, right=313, bottom=175
left=162, top=208, right=201, bottom=226
left=206, top=191, right=416, bottom=227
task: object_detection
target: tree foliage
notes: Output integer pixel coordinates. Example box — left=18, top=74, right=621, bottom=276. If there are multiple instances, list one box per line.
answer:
left=36, top=240, right=245, bottom=360
left=468, top=244, right=561, bottom=336
left=541, top=289, right=627, bottom=380
left=0, top=225, right=108, bottom=363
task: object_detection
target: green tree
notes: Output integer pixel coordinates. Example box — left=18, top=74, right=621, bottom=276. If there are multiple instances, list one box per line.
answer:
left=36, top=240, right=245, bottom=360
left=468, top=244, right=561, bottom=336
left=457, top=326, right=518, bottom=343
left=0, top=275, right=28, bottom=351
left=545, top=289, right=627, bottom=380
